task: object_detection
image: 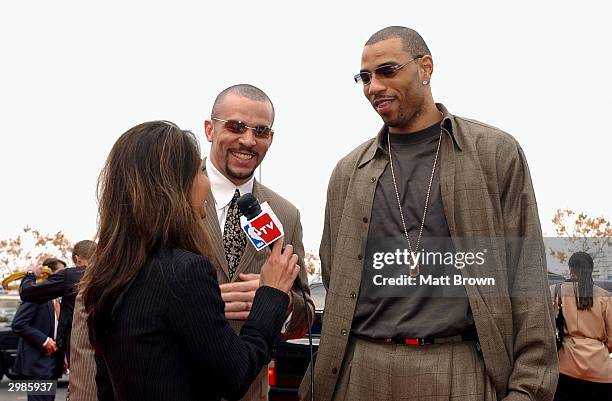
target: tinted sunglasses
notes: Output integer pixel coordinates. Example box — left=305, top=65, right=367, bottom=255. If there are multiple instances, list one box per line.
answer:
left=211, top=117, right=273, bottom=139
left=354, top=56, right=423, bottom=86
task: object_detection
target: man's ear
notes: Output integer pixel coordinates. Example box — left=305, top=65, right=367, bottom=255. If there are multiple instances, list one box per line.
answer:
left=268, top=131, right=274, bottom=147
left=204, top=120, right=214, bottom=143
left=419, top=55, right=434, bottom=83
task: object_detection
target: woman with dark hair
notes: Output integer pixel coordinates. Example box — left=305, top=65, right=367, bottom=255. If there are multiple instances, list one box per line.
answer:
left=553, top=251, right=612, bottom=400
left=79, top=121, right=300, bottom=401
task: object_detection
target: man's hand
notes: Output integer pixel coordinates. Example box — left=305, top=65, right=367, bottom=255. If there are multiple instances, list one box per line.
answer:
left=29, top=264, right=43, bottom=276
left=220, top=273, right=260, bottom=320
left=42, top=338, right=58, bottom=355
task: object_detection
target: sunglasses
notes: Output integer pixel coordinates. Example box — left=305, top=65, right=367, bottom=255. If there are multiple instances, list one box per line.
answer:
left=354, top=56, right=423, bottom=86
left=211, top=117, right=273, bottom=139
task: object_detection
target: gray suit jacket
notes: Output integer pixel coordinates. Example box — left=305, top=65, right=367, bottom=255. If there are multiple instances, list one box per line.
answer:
left=69, top=179, right=314, bottom=401
left=299, top=104, right=558, bottom=401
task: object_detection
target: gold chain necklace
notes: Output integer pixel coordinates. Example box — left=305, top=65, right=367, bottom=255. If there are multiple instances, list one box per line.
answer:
left=387, top=130, right=442, bottom=277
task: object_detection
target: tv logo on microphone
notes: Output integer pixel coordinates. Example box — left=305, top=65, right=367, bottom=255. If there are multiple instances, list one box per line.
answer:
left=240, top=202, right=284, bottom=251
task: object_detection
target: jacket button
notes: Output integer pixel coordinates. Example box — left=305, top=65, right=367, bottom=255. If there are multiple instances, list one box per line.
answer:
left=357, top=254, right=362, bottom=260
left=332, top=367, right=338, bottom=374
left=362, top=217, right=368, bottom=223
left=350, top=292, right=356, bottom=299
left=341, top=329, right=347, bottom=336
left=371, top=177, right=376, bottom=183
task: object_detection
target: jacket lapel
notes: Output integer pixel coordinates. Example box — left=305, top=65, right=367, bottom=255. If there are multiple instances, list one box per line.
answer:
left=203, top=191, right=229, bottom=280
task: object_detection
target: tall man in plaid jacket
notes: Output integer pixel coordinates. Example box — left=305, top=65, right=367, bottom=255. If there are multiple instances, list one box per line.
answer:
left=300, top=26, right=558, bottom=401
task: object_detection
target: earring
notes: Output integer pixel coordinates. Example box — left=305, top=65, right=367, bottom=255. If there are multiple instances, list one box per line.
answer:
left=422, top=80, right=429, bottom=85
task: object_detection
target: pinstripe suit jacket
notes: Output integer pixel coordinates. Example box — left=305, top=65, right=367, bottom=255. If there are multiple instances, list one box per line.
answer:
left=299, top=104, right=558, bottom=401
left=69, top=179, right=314, bottom=401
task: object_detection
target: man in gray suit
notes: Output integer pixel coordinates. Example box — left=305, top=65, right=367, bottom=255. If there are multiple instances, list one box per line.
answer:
left=203, top=84, right=312, bottom=338
left=203, top=84, right=314, bottom=400
left=69, top=84, right=314, bottom=401
left=300, top=26, right=558, bottom=401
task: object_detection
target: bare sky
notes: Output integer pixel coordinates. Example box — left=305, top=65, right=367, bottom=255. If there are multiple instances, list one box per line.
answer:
left=1, top=1, right=610, bottom=253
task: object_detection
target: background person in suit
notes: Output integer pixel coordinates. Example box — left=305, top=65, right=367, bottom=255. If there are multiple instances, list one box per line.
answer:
left=552, top=252, right=612, bottom=401
left=69, top=85, right=314, bottom=401
left=300, top=26, right=557, bottom=401
left=77, top=121, right=300, bottom=401
left=20, top=240, right=96, bottom=364
left=12, top=258, right=66, bottom=401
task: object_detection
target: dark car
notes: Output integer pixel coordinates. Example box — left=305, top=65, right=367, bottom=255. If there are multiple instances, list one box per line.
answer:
left=0, top=294, right=21, bottom=380
left=269, top=282, right=325, bottom=401
left=597, top=280, right=612, bottom=291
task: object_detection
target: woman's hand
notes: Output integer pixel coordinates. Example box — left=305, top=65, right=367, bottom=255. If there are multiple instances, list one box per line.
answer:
left=259, top=237, right=300, bottom=294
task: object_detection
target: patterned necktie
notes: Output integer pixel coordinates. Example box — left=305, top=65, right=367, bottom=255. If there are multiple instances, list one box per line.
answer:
left=223, top=189, right=246, bottom=280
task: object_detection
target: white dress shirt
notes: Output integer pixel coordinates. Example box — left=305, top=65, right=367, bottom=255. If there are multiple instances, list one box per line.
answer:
left=42, top=299, right=60, bottom=347
left=206, top=157, right=254, bottom=232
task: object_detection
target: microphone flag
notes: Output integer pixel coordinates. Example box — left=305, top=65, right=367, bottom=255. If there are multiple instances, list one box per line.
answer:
left=239, top=201, right=284, bottom=251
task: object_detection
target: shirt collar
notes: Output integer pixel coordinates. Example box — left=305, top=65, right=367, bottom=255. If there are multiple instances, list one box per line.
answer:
left=205, top=158, right=254, bottom=210
left=437, top=103, right=463, bottom=151
left=357, top=103, right=462, bottom=168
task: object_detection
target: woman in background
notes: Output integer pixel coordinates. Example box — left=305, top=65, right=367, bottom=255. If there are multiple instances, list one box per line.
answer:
left=80, top=121, right=299, bottom=401
left=553, top=251, right=612, bottom=400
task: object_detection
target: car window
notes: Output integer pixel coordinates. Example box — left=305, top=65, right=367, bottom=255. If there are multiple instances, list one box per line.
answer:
left=310, top=283, right=326, bottom=311
left=0, top=296, right=21, bottom=325
left=0, top=299, right=20, bottom=309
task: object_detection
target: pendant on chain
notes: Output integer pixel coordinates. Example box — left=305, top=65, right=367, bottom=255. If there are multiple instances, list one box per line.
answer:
left=410, top=262, right=420, bottom=277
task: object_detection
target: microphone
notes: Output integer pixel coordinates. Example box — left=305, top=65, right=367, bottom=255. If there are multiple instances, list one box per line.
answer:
left=237, top=193, right=262, bottom=220
left=237, top=193, right=301, bottom=288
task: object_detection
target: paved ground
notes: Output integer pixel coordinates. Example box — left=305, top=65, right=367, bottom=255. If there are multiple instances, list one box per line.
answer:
left=0, top=377, right=68, bottom=401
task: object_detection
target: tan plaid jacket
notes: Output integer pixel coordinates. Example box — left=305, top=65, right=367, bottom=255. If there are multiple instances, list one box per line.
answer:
left=300, top=104, right=558, bottom=401
left=69, top=180, right=314, bottom=401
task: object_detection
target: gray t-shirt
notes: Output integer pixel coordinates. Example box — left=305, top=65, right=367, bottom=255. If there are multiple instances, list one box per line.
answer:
left=352, top=122, right=474, bottom=339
